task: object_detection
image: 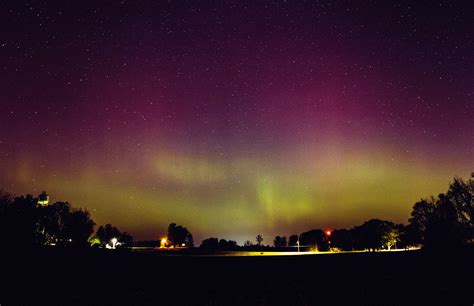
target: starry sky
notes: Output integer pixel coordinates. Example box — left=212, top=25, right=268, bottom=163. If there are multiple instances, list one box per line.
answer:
left=0, top=1, right=473, bottom=244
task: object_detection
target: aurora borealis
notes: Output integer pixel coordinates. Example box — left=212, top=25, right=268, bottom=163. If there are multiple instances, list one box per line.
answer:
left=0, top=1, right=472, bottom=244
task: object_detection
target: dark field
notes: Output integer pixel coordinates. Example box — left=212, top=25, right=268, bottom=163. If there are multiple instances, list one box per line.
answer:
left=1, top=248, right=473, bottom=305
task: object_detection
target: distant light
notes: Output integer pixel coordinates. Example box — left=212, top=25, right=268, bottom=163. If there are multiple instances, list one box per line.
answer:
left=325, top=230, right=332, bottom=236
left=38, top=194, right=49, bottom=206
left=160, top=238, right=167, bottom=248
left=111, top=237, right=118, bottom=249
left=181, top=243, right=185, bottom=247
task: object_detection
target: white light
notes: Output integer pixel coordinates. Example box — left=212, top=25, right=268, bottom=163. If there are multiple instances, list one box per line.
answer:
left=111, top=237, right=118, bottom=249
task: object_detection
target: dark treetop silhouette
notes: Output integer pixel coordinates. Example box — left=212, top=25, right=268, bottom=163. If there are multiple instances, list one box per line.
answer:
left=0, top=173, right=472, bottom=250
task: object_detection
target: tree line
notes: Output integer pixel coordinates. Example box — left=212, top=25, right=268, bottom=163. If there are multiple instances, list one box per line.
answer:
left=0, top=191, right=133, bottom=248
left=198, top=174, right=473, bottom=251
left=0, top=173, right=472, bottom=251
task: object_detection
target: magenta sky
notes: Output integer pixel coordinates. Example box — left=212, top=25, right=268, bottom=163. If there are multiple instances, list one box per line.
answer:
left=0, top=1, right=472, bottom=243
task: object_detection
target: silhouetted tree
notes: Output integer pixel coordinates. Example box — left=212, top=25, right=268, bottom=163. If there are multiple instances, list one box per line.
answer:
left=120, top=232, right=133, bottom=247
left=288, top=234, right=299, bottom=247
left=423, top=193, right=465, bottom=248
left=446, top=174, right=473, bottom=229
left=200, top=237, right=219, bottom=250
left=299, top=229, right=329, bottom=251
left=352, top=219, right=393, bottom=251
left=218, top=239, right=238, bottom=250
left=256, top=234, right=263, bottom=246
left=332, top=229, right=353, bottom=251
left=96, top=224, right=121, bottom=245
left=273, top=236, right=287, bottom=247
left=7, top=194, right=40, bottom=247
left=95, top=224, right=133, bottom=247
left=407, top=174, right=473, bottom=248
left=228, top=240, right=238, bottom=249
left=63, top=208, right=95, bottom=247
left=394, top=224, right=411, bottom=249
left=200, top=238, right=238, bottom=250
left=0, top=191, right=12, bottom=245
left=40, top=201, right=73, bottom=245
left=168, top=223, right=194, bottom=247
left=243, top=240, right=253, bottom=247
left=0, top=190, right=97, bottom=248
left=408, top=199, right=436, bottom=244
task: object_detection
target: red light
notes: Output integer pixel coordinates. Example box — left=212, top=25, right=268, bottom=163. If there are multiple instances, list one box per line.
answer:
left=325, top=230, right=332, bottom=236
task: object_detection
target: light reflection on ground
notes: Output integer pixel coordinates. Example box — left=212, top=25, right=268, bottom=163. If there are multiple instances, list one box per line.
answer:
left=131, top=247, right=421, bottom=256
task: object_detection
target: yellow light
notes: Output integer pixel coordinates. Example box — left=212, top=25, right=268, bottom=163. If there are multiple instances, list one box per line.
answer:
left=160, top=238, right=167, bottom=248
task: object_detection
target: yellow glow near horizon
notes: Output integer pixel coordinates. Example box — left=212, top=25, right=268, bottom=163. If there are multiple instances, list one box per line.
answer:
left=2, top=143, right=470, bottom=244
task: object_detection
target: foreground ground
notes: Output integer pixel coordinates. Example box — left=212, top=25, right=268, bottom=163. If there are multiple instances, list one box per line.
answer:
left=1, top=247, right=473, bottom=305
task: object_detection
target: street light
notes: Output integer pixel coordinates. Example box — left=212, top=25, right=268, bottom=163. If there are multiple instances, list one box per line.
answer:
left=111, top=237, right=118, bottom=249
left=160, top=237, right=167, bottom=248
left=325, top=230, right=332, bottom=251
left=297, top=239, right=300, bottom=253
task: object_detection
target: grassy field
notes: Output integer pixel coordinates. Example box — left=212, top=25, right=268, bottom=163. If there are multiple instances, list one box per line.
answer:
left=1, top=247, right=473, bottom=305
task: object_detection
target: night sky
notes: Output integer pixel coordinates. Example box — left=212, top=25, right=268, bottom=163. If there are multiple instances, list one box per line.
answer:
left=1, top=1, right=472, bottom=244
